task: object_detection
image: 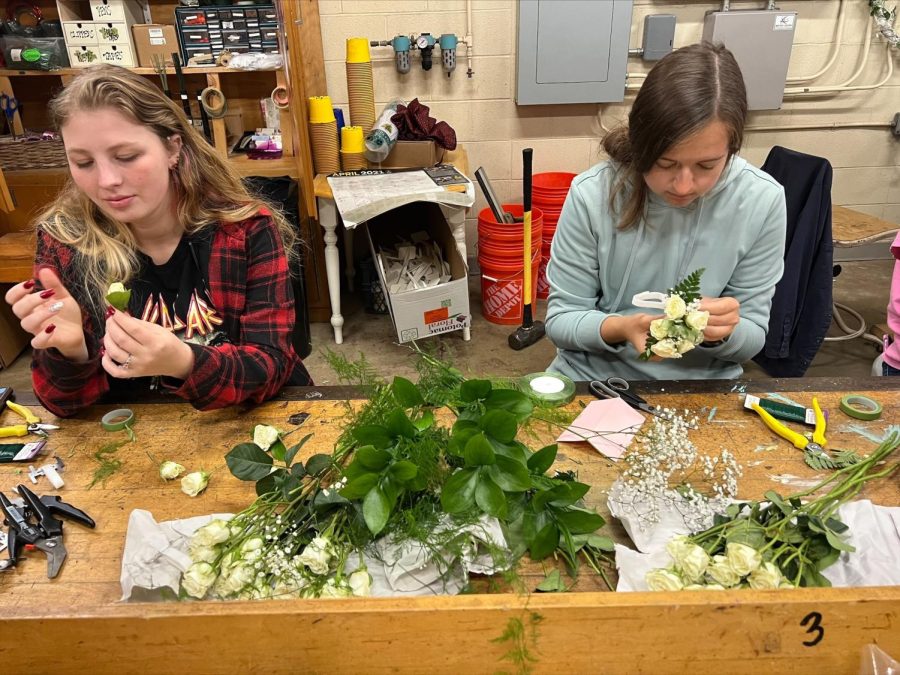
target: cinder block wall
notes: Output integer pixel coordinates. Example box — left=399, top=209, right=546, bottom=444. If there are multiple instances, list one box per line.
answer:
left=320, top=0, right=900, bottom=248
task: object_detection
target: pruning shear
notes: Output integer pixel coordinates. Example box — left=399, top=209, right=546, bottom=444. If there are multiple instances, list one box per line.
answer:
left=0, top=401, right=59, bottom=438
left=0, top=93, right=20, bottom=140
left=0, top=485, right=95, bottom=577
left=752, top=397, right=832, bottom=466
left=589, top=377, right=663, bottom=418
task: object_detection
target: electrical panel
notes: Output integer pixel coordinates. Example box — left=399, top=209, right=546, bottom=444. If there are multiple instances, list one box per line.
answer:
left=702, top=9, right=797, bottom=110
left=516, top=0, right=633, bottom=105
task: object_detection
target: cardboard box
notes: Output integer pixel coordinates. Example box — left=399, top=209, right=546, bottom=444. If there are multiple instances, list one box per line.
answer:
left=366, top=202, right=470, bottom=343
left=0, top=285, right=29, bottom=370
left=379, top=140, right=445, bottom=169
left=132, top=24, right=178, bottom=67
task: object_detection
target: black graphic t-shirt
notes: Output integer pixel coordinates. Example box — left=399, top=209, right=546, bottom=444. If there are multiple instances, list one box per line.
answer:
left=107, top=232, right=228, bottom=397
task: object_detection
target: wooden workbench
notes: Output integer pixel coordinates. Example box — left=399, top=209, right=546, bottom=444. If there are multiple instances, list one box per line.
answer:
left=1, top=377, right=899, bottom=674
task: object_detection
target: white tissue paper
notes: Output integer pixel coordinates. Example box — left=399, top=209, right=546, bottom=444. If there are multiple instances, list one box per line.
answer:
left=613, top=499, right=900, bottom=591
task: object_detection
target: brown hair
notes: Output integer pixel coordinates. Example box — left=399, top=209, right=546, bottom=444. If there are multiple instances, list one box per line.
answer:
left=602, top=42, right=748, bottom=229
left=39, top=64, right=297, bottom=309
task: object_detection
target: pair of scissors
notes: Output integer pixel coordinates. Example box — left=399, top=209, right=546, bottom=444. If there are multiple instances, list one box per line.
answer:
left=0, top=484, right=95, bottom=577
left=0, top=93, right=19, bottom=140
left=751, top=397, right=834, bottom=467
left=0, top=400, right=59, bottom=438
left=589, top=377, right=662, bottom=417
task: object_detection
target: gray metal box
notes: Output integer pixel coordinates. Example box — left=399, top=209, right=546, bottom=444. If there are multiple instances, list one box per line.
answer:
left=702, top=9, right=797, bottom=110
left=516, top=0, right=633, bottom=105
left=642, top=14, right=675, bottom=61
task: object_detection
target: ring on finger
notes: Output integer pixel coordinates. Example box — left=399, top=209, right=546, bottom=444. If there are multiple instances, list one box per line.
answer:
left=121, top=353, right=133, bottom=370
left=47, top=300, right=64, bottom=313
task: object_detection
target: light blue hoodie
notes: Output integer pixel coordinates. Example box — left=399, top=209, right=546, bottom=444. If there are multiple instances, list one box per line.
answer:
left=545, top=156, right=787, bottom=381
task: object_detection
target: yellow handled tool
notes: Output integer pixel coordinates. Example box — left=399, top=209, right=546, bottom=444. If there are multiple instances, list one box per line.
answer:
left=0, top=401, right=59, bottom=438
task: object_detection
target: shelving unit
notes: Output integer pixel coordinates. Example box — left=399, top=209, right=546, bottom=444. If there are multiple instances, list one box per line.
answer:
left=0, top=0, right=333, bottom=323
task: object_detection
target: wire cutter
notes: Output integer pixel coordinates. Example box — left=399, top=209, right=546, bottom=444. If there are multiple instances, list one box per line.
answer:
left=751, top=397, right=833, bottom=467
left=0, top=400, right=59, bottom=438
left=589, top=377, right=663, bottom=418
left=0, top=485, right=95, bottom=577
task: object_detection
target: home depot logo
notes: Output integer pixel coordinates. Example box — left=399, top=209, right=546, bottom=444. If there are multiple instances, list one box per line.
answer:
left=483, top=278, right=522, bottom=319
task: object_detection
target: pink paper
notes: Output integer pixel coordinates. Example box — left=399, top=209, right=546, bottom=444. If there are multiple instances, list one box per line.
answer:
left=556, top=398, right=646, bottom=459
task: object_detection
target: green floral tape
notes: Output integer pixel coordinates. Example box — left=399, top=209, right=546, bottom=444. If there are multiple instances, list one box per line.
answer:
left=521, top=372, right=575, bottom=406
left=101, top=408, right=136, bottom=431
left=839, top=395, right=882, bottom=421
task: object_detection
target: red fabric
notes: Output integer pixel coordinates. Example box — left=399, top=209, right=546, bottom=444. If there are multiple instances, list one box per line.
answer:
left=31, top=214, right=310, bottom=417
left=390, top=98, right=457, bottom=150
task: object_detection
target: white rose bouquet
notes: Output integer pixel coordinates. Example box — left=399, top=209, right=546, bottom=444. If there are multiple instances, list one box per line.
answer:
left=638, top=268, right=709, bottom=361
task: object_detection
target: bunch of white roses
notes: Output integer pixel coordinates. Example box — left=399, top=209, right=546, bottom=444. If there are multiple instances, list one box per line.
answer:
left=646, top=536, right=793, bottom=591
left=180, top=514, right=372, bottom=601
left=645, top=295, right=709, bottom=359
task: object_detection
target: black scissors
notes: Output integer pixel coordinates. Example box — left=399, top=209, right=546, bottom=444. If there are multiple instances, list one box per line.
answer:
left=0, top=93, right=19, bottom=140
left=589, top=377, right=662, bottom=417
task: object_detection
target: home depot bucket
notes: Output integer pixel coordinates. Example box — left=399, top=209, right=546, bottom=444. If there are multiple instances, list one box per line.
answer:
left=477, top=204, right=543, bottom=325
left=536, top=239, right=554, bottom=300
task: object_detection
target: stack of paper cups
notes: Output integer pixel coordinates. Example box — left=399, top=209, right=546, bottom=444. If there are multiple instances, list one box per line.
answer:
left=346, top=37, right=376, bottom=132
left=340, top=125, right=367, bottom=171
left=308, top=95, right=340, bottom=175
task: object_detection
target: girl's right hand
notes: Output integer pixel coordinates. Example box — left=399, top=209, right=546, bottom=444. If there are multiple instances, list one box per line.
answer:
left=4, top=267, right=89, bottom=362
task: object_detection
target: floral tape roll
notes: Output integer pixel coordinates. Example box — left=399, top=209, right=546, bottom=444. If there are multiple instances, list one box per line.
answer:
left=521, top=372, right=575, bottom=406
left=839, top=395, right=882, bottom=421
left=200, top=87, right=227, bottom=118
left=271, top=85, right=290, bottom=110
left=101, top=408, right=136, bottom=431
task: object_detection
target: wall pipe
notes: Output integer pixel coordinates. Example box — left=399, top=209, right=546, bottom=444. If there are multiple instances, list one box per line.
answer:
left=786, top=0, right=845, bottom=83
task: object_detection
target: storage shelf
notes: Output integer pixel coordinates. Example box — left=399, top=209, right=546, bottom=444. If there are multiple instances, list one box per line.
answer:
left=0, top=66, right=278, bottom=77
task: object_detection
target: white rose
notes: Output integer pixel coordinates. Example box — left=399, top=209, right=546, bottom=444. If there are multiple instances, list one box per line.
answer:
left=181, top=470, right=209, bottom=497
left=665, top=535, right=692, bottom=565
left=159, top=461, right=185, bottom=481
left=650, top=339, right=681, bottom=359
left=320, top=578, right=352, bottom=598
left=348, top=569, right=372, bottom=597
left=707, top=554, right=742, bottom=588
left=725, top=542, right=762, bottom=577
left=223, top=563, right=256, bottom=595
left=192, top=519, right=231, bottom=547
left=272, top=578, right=307, bottom=599
left=298, top=537, right=332, bottom=575
left=778, top=581, right=796, bottom=589
left=645, top=568, right=684, bottom=591
left=664, top=295, right=687, bottom=320
left=649, top=318, right=671, bottom=340
left=253, top=424, right=281, bottom=451
left=182, top=561, right=217, bottom=599
left=685, top=309, right=709, bottom=331
left=189, top=544, right=219, bottom=564
left=747, top=562, right=784, bottom=590
left=704, top=584, right=726, bottom=590
left=683, top=584, right=706, bottom=590
left=240, top=536, right=264, bottom=559
left=676, top=339, right=696, bottom=354
left=678, top=545, right=711, bottom=583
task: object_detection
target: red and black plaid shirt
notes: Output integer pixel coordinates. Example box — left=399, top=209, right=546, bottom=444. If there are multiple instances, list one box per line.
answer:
left=32, top=214, right=310, bottom=417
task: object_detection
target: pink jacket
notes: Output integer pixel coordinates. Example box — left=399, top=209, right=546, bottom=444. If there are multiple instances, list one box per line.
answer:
left=883, top=231, right=900, bottom=369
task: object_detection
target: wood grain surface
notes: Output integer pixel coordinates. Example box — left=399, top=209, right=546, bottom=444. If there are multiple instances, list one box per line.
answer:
left=0, top=380, right=898, bottom=674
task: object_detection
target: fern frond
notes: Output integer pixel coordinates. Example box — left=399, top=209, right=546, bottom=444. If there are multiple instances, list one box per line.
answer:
left=670, top=268, right=705, bottom=303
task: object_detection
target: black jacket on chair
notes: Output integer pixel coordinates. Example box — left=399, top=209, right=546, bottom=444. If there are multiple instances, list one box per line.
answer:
left=753, top=146, right=834, bottom=377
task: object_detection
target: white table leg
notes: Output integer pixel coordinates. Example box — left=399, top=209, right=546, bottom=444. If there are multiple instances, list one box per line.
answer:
left=317, top=197, right=344, bottom=344
left=343, top=226, right=355, bottom=292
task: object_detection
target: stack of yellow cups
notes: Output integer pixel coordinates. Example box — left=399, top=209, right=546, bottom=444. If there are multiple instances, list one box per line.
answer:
left=308, top=95, right=340, bottom=175
left=346, top=37, right=376, bottom=132
left=340, top=126, right=367, bottom=171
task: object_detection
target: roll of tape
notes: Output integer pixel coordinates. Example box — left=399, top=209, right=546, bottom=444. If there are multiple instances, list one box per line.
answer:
left=521, top=372, right=575, bottom=406
left=200, top=86, right=227, bottom=118
left=101, top=408, right=136, bottom=431
left=839, top=395, right=882, bottom=421
left=216, top=51, right=233, bottom=68
left=271, top=85, right=290, bottom=110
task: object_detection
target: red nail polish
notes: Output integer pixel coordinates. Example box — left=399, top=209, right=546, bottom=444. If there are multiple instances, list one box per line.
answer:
left=39, top=289, right=55, bottom=299
left=45, top=324, right=56, bottom=334
left=105, top=306, right=116, bottom=318
left=23, top=280, right=35, bottom=289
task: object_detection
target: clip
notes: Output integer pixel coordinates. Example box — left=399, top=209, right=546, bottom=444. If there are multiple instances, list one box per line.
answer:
left=632, top=291, right=667, bottom=310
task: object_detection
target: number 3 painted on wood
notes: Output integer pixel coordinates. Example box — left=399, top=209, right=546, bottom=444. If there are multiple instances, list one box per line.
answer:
left=800, top=611, right=824, bottom=646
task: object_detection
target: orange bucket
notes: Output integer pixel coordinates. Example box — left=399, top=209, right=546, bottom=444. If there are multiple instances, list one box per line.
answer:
left=479, top=250, right=541, bottom=325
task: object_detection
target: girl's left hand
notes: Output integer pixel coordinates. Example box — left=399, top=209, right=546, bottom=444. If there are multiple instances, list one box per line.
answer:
left=102, top=309, right=195, bottom=380
left=699, top=296, right=740, bottom=342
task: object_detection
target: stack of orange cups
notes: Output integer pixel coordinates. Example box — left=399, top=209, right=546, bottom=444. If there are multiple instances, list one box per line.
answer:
left=346, top=37, right=376, bottom=132
left=340, top=126, right=367, bottom=171
left=533, top=172, right=576, bottom=299
left=308, top=95, right=340, bottom=175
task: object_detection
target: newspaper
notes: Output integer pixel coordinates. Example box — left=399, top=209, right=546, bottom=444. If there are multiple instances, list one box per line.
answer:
left=326, top=165, right=475, bottom=229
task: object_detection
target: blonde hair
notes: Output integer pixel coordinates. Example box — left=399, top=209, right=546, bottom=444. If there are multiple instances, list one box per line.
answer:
left=602, top=42, right=748, bottom=230
left=39, top=64, right=298, bottom=308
